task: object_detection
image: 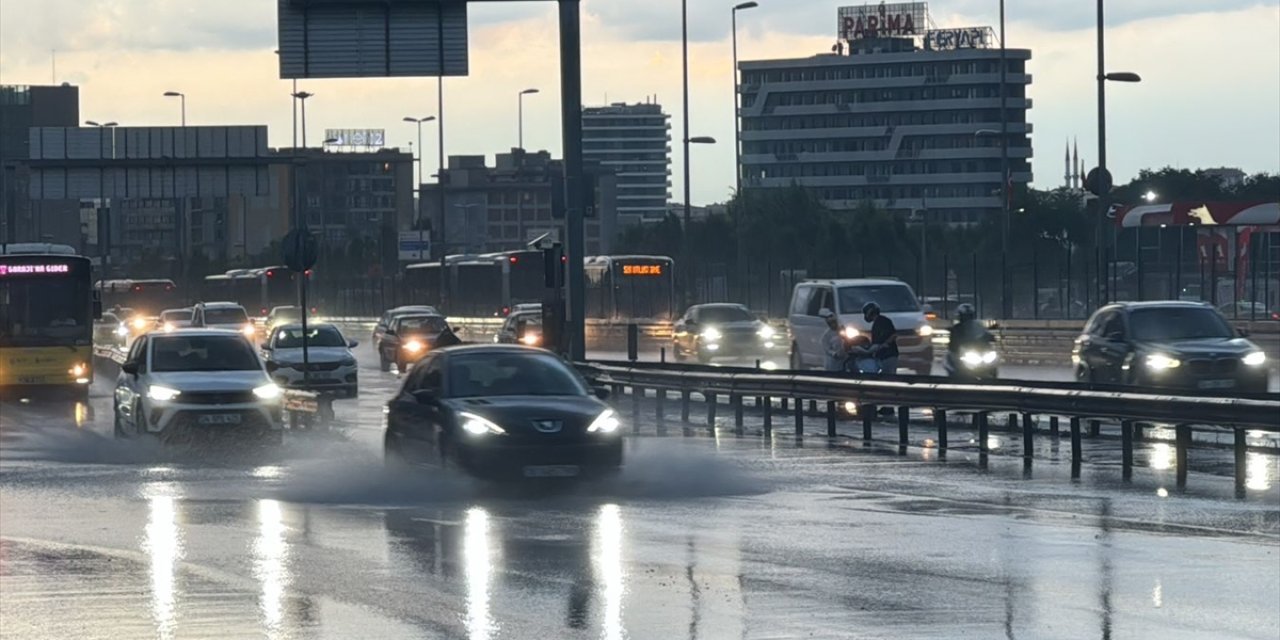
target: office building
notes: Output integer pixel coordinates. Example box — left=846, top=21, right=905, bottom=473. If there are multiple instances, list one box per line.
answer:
left=421, top=148, right=617, bottom=255
left=285, top=147, right=415, bottom=259
left=1, top=84, right=80, bottom=244
left=738, top=3, right=1032, bottom=223
left=582, top=102, right=671, bottom=224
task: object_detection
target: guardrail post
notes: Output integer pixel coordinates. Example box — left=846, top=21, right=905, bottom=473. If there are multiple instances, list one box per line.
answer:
left=660, top=347, right=666, bottom=363
left=706, top=392, right=717, bottom=429
left=897, top=406, right=909, bottom=451
left=826, top=401, right=837, bottom=438
left=1121, top=420, right=1134, bottom=481
left=862, top=405, right=874, bottom=441
left=935, top=409, right=947, bottom=454
left=794, top=397, right=804, bottom=440
left=762, top=396, right=773, bottom=435
left=626, top=323, right=638, bottom=361
left=681, top=391, right=691, bottom=423
left=1089, top=420, right=1101, bottom=438
left=1070, top=417, right=1082, bottom=478
left=1006, top=413, right=1018, bottom=433
left=733, top=395, right=744, bottom=436
left=808, top=400, right=818, bottom=415
left=977, top=412, right=989, bottom=453
left=1133, top=422, right=1145, bottom=442
left=1049, top=416, right=1059, bottom=438
left=1175, top=425, right=1190, bottom=490
left=1234, top=428, right=1247, bottom=499
left=632, top=385, right=642, bottom=431
left=1022, top=413, right=1034, bottom=461
left=655, top=387, right=665, bottom=431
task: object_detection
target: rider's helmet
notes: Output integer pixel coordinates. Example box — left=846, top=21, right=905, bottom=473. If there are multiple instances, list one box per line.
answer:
left=956, top=303, right=976, bottom=322
left=861, top=301, right=880, bottom=321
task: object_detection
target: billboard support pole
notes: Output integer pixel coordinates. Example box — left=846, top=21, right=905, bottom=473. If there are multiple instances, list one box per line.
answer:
left=559, top=0, right=586, bottom=360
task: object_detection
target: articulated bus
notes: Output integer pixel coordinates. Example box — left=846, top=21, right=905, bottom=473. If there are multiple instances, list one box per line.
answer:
left=0, top=244, right=99, bottom=394
left=201, top=266, right=308, bottom=317
left=404, top=251, right=546, bottom=317
left=584, top=255, right=676, bottom=320
left=96, top=278, right=181, bottom=317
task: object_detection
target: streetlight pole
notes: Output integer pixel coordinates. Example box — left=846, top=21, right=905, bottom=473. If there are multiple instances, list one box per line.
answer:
left=402, top=116, right=436, bottom=227
left=999, top=0, right=1010, bottom=318
left=1095, top=0, right=1141, bottom=304
left=163, top=91, right=185, bottom=127
left=86, top=120, right=117, bottom=271
left=731, top=2, right=758, bottom=196
left=293, top=91, right=313, bottom=148
left=518, top=88, right=539, bottom=150
left=681, top=0, right=691, bottom=230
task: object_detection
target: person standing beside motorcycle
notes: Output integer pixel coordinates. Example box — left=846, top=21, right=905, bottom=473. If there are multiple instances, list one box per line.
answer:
left=819, top=308, right=848, bottom=372
left=863, top=302, right=899, bottom=374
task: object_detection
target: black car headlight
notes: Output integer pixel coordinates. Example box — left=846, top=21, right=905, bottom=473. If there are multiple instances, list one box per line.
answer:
left=587, top=409, right=621, bottom=434
left=459, top=412, right=506, bottom=436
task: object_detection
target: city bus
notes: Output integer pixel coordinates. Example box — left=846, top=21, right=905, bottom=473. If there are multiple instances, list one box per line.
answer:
left=584, top=255, right=676, bottom=320
left=404, top=250, right=549, bottom=317
left=0, top=244, right=100, bottom=394
left=96, top=278, right=181, bottom=317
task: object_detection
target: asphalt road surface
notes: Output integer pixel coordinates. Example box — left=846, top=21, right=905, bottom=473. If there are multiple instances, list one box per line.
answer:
left=2, top=340, right=1278, bottom=639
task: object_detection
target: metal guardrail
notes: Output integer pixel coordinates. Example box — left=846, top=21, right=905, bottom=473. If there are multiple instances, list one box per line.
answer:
left=577, top=361, right=1280, bottom=497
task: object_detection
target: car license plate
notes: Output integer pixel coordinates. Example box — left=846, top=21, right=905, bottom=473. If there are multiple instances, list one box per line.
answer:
left=1198, top=379, right=1236, bottom=390
left=198, top=413, right=243, bottom=425
left=17, top=377, right=45, bottom=384
left=523, top=465, right=580, bottom=478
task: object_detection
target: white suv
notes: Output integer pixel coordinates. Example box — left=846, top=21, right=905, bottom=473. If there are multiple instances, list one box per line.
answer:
left=113, top=329, right=284, bottom=443
left=788, top=279, right=934, bottom=374
left=191, top=302, right=257, bottom=340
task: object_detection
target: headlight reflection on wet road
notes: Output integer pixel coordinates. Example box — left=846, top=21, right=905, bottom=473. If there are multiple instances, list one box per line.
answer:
left=464, top=507, right=496, bottom=640
left=143, top=493, right=183, bottom=640
left=595, top=504, right=625, bottom=640
left=254, top=499, right=290, bottom=636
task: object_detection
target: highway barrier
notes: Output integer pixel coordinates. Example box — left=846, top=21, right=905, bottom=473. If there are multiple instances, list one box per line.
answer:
left=577, top=360, right=1280, bottom=497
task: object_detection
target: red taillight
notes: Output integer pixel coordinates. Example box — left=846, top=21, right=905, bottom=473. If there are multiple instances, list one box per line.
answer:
left=133, top=286, right=141, bottom=291
left=261, top=308, right=268, bottom=315
left=266, top=271, right=274, bottom=278
left=311, top=307, right=317, bottom=314
left=509, top=256, right=518, bottom=264
left=305, top=269, right=313, bottom=276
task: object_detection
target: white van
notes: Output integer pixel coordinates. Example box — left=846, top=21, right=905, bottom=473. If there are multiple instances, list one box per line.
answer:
left=788, top=279, right=934, bottom=374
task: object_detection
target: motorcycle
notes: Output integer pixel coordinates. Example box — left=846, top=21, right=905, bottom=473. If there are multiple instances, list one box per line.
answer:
left=943, top=344, right=999, bottom=382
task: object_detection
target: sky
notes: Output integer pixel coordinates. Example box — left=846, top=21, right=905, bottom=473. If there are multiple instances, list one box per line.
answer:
left=1, top=0, right=1278, bottom=205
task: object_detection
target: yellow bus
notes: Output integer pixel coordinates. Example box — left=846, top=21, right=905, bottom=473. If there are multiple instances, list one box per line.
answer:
left=0, top=244, right=99, bottom=395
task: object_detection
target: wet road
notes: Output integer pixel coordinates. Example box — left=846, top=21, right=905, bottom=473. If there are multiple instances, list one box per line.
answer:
left=2, top=341, right=1278, bottom=639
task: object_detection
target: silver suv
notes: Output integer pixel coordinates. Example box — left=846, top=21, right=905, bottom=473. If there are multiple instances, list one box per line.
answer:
left=788, top=279, right=934, bottom=374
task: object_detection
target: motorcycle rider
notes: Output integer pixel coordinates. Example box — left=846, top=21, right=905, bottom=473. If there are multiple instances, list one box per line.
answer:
left=946, top=303, right=995, bottom=374
left=863, top=302, right=899, bottom=374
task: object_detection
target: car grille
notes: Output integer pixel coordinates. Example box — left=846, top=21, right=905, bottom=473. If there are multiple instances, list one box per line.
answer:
left=1186, top=358, right=1239, bottom=376
left=181, top=390, right=257, bottom=405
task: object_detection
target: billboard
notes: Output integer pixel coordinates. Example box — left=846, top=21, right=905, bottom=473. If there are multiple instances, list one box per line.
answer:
left=277, top=0, right=469, bottom=78
left=398, top=230, right=431, bottom=262
left=924, top=27, right=996, bottom=51
left=838, top=2, right=928, bottom=41
left=324, top=129, right=386, bottom=148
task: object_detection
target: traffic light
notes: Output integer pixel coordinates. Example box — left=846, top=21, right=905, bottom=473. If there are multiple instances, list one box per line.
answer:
left=543, top=242, right=565, bottom=289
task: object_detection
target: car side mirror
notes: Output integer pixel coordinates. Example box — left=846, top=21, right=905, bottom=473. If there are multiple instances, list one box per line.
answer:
left=1238, top=328, right=1250, bottom=338
left=348, top=339, right=359, bottom=348
left=385, top=329, right=397, bottom=337
left=121, top=362, right=139, bottom=375
left=593, top=386, right=611, bottom=401
left=684, top=318, right=697, bottom=327
left=1106, top=331, right=1125, bottom=342
left=411, top=388, right=437, bottom=404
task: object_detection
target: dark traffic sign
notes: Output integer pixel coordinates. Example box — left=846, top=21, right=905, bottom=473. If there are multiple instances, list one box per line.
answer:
left=282, top=229, right=318, bottom=273
left=1085, top=167, right=1113, bottom=197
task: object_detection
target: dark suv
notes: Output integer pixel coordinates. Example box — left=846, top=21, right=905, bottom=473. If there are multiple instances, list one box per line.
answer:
left=1073, top=301, right=1269, bottom=393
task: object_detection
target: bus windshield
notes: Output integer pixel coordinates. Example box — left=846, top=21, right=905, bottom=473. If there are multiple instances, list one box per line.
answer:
left=0, top=271, right=92, bottom=347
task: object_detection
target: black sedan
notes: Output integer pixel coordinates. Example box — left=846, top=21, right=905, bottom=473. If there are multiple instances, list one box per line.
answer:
left=376, top=313, right=450, bottom=372
left=383, top=345, right=623, bottom=479
left=1073, top=301, right=1270, bottom=393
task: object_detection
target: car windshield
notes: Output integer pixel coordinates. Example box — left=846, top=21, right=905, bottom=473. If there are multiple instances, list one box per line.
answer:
left=448, top=352, right=587, bottom=398
left=205, top=307, right=249, bottom=325
left=274, top=326, right=346, bottom=349
left=151, top=335, right=261, bottom=372
left=161, top=310, right=192, bottom=322
left=1129, top=308, right=1234, bottom=342
left=397, top=316, right=448, bottom=334
left=696, top=306, right=753, bottom=324
left=272, top=308, right=301, bottom=322
left=839, top=285, right=920, bottom=313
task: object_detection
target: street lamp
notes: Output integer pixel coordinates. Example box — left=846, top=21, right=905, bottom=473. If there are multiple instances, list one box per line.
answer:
left=86, top=121, right=118, bottom=268
left=403, top=116, right=437, bottom=225
left=292, top=91, right=314, bottom=147
left=162, top=91, right=186, bottom=127
left=731, top=1, right=758, bottom=195
left=518, top=88, right=539, bottom=150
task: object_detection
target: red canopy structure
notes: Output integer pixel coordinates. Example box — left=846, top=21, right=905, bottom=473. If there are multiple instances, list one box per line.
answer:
left=1114, top=201, right=1280, bottom=227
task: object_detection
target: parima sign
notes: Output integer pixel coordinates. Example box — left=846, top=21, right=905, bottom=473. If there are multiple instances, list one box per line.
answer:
left=837, top=2, right=928, bottom=41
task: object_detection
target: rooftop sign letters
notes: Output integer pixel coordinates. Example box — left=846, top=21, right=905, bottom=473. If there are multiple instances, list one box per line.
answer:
left=838, top=2, right=928, bottom=41
left=924, top=26, right=996, bottom=51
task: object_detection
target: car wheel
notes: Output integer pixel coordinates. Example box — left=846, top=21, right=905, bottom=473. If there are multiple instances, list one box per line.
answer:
left=1076, top=365, right=1094, bottom=384
left=384, top=431, right=410, bottom=470
left=396, top=358, right=409, bottom=375
left=113, top=409, right=128, bottom=439
left=378, top=352, right=391, bottom=372
left=672, top=342, right=686, bottom=362
left=696, top=348, right=711, bottom=364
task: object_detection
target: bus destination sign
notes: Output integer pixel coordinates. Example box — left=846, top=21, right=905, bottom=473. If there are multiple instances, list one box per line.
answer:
left=622, top=264, right=663, bottom=276
left=0, top=263, right=70, bottom=277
